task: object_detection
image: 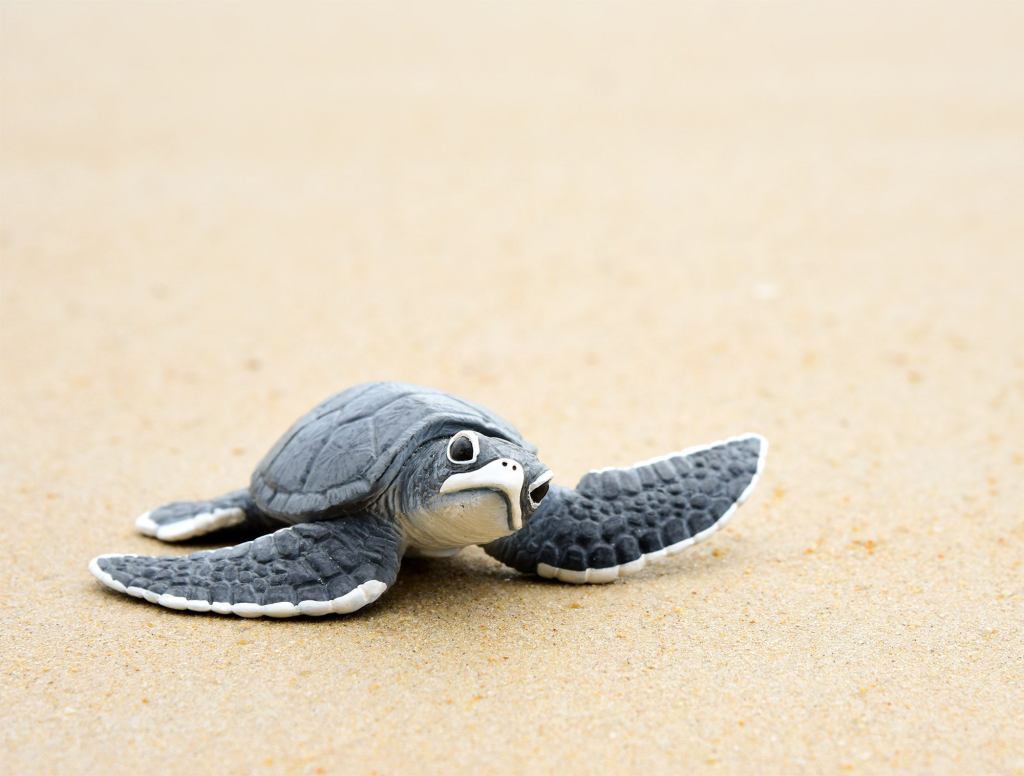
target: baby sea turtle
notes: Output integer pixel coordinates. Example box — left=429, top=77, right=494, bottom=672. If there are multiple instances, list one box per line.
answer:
left=89, top=381, right=767, bottom=618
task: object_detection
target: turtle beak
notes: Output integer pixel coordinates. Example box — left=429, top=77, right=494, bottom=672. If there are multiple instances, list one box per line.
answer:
left=440, top=458, right=526, bottom=530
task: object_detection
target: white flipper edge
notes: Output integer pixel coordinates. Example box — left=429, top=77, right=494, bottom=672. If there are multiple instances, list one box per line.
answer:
left=135, top=507, right=246, bottom=542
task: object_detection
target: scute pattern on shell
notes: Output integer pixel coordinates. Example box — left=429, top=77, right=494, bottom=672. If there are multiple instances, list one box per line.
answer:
left=250, top=381, right=532, bottom=520
left=484, top=436, right=763, bottom=573
left=96, top=513, right=402, bottom=607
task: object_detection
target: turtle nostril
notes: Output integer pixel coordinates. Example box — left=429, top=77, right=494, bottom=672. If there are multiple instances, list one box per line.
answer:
left=529, top=481, right=550, bottom=504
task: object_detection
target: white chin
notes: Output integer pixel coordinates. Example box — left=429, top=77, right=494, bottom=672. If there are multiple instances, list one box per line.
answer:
left=399, top=491, right=515, bottom=552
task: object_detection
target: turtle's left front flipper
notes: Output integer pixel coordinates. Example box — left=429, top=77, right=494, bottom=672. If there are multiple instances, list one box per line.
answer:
left=89, top=513, right=402, bottom=617
left=483, top=434, right=767, bottom=584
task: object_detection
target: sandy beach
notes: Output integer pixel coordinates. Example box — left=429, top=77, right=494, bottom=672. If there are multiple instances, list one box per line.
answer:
left=2, top=2, right=1022, bottom=773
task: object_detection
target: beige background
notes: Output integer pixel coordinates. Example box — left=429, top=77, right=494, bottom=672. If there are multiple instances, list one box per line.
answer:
left=2, top=2, right=1022, bottom=773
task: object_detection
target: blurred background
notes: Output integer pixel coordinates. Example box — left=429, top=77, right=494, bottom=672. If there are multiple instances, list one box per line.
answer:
left=2, top=2, right=1022, bottom=773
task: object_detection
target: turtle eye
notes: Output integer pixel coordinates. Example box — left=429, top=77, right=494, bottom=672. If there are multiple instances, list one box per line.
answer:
left=446, top=431, right=479, bottom=464
left=529, top=480, right=550, bottom=505
left=528, top=472, right=553, bottom=508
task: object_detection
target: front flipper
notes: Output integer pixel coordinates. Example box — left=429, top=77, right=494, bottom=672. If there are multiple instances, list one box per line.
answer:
left=483, top=434, right=767, bottom=584
left=90, top=513, right=402, bottom=617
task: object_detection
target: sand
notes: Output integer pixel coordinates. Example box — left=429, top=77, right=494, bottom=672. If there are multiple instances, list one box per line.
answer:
left=1, top=2, right=1022, bottom=773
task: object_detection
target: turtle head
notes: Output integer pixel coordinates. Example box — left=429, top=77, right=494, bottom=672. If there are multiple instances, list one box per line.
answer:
left=393, top=430, right=553, bottom=551
left=438, top=430, right=553, bottom=530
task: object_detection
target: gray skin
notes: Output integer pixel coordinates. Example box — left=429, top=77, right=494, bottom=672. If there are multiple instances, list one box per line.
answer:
left=89, top=381, right=767, bottom=618
left=374, top=435, right=551, bottom=555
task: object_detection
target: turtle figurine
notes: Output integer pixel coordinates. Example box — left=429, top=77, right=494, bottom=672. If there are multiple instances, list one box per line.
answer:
left=89, top=381, right=767, bottom=618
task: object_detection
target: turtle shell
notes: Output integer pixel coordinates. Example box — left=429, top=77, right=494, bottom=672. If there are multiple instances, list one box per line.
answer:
left=250, top=381, right=534, bottom=520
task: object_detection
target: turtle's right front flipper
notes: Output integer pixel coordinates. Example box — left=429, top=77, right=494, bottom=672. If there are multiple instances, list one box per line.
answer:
left=91, top=513, right=402, bottom=617
left=135, top=488, right=284, bottom=542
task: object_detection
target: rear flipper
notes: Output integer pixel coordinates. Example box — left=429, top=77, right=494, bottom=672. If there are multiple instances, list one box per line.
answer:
left=135, top=488, right=284, bottom=542
left=91, top=513, right=402, bottom=618
left=483, top=434, right=767, bottom=584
